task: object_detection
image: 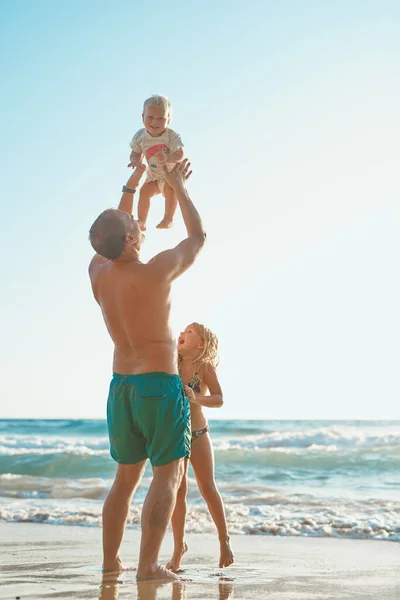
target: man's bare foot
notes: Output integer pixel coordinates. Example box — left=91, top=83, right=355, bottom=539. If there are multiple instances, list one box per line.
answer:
left=137, top=220, right=147, bottom=231
left=136, top=565, right=180, bottom=581
left=219, top=538, right=234, bottom=568
left=156, top=218, right=173, bottom=229
left=165, top=542, right=188, bottom=571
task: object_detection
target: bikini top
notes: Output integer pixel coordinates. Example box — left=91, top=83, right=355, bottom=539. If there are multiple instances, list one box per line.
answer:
left=187, top=372, right=201, bottom=393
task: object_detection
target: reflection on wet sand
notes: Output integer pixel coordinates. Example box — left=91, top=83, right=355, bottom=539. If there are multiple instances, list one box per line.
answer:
left=99, top=572, right=234, bottom=600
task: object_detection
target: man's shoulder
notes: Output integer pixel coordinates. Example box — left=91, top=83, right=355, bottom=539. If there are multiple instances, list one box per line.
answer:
left=95, top=260, right=165, bottom=284
left=89, top=254, right=109, bottom=278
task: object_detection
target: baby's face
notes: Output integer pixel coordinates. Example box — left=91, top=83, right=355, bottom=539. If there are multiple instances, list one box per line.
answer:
left=142, top=104, right=169, bottom=136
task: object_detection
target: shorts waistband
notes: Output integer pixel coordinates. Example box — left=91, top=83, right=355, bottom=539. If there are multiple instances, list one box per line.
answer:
left=112, top=372, right=181, bottom=384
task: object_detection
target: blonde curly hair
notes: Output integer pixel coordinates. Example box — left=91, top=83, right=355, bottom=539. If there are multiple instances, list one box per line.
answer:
left=178, top=322, right=219, bottom=371
left=143, top=94, right=172, bottom=121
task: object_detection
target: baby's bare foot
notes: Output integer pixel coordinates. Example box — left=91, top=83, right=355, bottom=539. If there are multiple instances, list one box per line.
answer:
left=166, top=542, right=188, bottom=571
left=219, top=538, right=234, bottom=568
left=156, top=218, right=173, bottom=229
left=136, top=565, right=180, bottom=581
left=137, top=220, right=147, bottom=231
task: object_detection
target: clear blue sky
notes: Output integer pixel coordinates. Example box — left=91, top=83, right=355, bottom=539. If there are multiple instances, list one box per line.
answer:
left=0, top=0, right=399, bottom=419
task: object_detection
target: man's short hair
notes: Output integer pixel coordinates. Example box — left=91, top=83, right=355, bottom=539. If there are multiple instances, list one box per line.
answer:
left=143, top=94, right=172, bottom=120
left=89, top=209, right=129, bottom=260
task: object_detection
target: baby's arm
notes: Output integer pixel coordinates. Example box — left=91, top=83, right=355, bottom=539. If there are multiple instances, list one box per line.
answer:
left=166, top=147, right=184, bottom=163
left=128, top=130, right=144, bottom=168
left=155, top=130, right=185, bottom=164
left=185, top=363, right=223, bottom=408
left=154, top=146, right=184, bottom=165
left=128, top=150, right=143, bottom=168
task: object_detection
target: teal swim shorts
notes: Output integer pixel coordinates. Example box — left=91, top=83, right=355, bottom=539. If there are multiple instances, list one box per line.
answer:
left=106, top=372, right=191, bottom=467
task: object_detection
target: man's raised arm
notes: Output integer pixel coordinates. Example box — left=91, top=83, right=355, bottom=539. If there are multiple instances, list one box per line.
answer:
left=148, top=160, right=206, bottom=281
left=88, top=164, right=146, bottom=275
left=118, top=163, right=146, bottom=214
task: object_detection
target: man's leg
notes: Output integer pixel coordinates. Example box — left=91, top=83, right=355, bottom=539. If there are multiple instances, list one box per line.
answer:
left=137, top=181, right=159, bottom=231
left=156, top=182, right=177, bottom=229
left=137, top=457, right=185, bottom=580
left=102, top=460, right=147, bottom=571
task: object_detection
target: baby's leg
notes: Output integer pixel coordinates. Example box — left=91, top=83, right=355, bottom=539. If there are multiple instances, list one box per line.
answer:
left=166, top=459, right=189, bottom=571
left=156, top=183, right=177, bottom=229
left=137, top=181, right=159, bottom=231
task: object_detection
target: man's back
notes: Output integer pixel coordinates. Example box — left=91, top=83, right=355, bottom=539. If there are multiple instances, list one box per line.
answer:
left=90, top=260, right=177, bottom=375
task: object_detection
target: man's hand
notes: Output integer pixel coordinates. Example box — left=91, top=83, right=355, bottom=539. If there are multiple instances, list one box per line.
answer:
left=127, top=163, right=146, bottom=188
left=162, top=159, right=192, bottom=191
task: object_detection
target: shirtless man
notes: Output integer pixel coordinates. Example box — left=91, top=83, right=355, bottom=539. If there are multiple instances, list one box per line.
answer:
left=88, top=160, right=205, bottom=580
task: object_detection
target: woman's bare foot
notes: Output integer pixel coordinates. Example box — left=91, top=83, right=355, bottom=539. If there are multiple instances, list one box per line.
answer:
left=156, top=218, right=173, bottom=229
left=136, top=565, right=180, bottom=581
left=166, top=542, right=188, bottom=571
left=219, top=538, right=234, bottom=568
left=102, top=557, right=127, bottom=573
left=137, top=220, right=147, bottom=231
left=103, top=558, right=136, bottom=576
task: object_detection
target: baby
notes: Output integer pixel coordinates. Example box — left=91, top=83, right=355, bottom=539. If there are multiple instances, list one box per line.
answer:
left=128, top=94, right=184, bottom=231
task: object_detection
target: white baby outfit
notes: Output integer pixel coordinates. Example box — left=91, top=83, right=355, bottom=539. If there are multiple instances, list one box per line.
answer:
left=130, top=128, right=183, bottom=194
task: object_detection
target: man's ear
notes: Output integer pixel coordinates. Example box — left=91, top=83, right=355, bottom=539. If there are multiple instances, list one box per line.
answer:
left=126, top=233, right=136, bottom=245
left=142, top=112, right=145, bottom=124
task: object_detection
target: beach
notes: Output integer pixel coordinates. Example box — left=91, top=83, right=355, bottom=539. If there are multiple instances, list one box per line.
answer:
left=1, top=523, right=399, bottom=599
left=1, top=419, right=400, bottom=598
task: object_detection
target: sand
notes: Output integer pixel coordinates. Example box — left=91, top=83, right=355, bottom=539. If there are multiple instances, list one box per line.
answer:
left=0, top=523, right=399, bottom=599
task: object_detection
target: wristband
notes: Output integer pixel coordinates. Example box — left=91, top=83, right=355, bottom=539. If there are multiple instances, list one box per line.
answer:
left=122, top=185, right=137, bottom=194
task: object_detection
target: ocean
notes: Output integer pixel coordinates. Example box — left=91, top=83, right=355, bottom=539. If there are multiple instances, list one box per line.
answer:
left=1, top=419, right=399, bottom=541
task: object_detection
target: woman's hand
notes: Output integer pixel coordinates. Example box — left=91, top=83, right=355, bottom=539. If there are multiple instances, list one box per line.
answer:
left=184, top=385, right=199, bottom=404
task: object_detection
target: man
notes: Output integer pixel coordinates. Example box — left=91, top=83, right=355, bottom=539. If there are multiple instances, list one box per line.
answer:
left=88, top=160, right=205, bottom=580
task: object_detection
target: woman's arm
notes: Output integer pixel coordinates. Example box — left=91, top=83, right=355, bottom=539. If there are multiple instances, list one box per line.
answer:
left=185, top=363, right=223, bottom=408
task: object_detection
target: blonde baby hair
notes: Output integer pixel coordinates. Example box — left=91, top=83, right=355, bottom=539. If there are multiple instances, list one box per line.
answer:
left=143, top=94, right=172, bottom=121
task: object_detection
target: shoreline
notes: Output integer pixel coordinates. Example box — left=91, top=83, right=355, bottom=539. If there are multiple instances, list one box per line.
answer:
left=1, top=523, right=399, bottom=599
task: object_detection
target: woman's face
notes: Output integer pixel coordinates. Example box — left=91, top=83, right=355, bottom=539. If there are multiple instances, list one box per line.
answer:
left=178, top=324, right=203, bottom=354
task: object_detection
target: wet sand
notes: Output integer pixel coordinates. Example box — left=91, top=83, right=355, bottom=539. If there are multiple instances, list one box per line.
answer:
left=0, top=523, right=399, bottom=599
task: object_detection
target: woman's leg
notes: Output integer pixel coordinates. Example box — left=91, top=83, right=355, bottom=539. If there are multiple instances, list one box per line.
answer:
left=166, top=458, right=189, bottom=571
left=156, top=182, right=177, bottom=229
left=190, top=433, right=234, bottom=568
left=137, top=181, right=159, bottom=231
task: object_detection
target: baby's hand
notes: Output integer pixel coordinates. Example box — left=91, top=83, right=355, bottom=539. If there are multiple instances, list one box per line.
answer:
left=154, top=148, right=169, bottom=164
left=127, top=152, right=143, bottom=168
left=184, top=385, right=198, bottom=403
